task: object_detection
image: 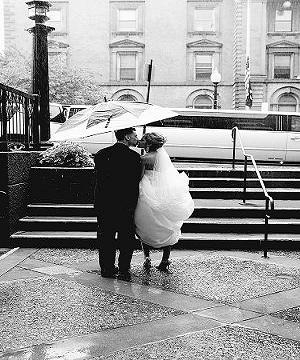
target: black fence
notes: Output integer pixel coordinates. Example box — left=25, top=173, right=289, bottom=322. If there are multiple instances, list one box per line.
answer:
left=0, top=83, right=40, bottom=151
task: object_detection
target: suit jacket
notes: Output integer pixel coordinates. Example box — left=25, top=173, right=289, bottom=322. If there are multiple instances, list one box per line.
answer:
left=94, top=142, right=142, bottom=216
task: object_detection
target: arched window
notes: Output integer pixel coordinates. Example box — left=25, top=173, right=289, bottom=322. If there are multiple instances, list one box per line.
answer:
left=193, top=95, right=213, bottom=109
left=117, top=94, right=137, bottom=102
left=278, top=94, right=297, bottom=112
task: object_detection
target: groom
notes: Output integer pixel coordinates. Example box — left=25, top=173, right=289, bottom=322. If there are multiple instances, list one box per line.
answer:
left=94, top=127, right=142, bottom=280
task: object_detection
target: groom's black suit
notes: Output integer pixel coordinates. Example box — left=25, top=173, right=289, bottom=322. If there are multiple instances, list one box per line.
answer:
left=94, top=142, right=142, bottom=276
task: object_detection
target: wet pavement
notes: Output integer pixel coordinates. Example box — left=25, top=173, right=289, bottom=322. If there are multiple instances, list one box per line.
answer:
left=1, top=248, right=300, bottom=359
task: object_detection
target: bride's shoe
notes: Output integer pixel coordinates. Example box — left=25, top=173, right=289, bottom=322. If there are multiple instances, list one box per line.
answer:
left=156, top=260, right=171, bottom=272
left=143, top=257, right=151, bottom=270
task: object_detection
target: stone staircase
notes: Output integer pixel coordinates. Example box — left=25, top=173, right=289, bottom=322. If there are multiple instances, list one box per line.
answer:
left=10, top=163, right=300, bottom=249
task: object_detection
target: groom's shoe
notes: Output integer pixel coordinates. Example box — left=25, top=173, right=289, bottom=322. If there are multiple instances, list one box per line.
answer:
left=101, top=266, right=118, bottom=279
left=118, top=270, right=132, bottom=282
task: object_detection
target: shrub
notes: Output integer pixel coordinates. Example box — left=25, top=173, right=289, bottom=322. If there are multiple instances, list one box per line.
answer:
left=38, top=141, right=95, bottom=167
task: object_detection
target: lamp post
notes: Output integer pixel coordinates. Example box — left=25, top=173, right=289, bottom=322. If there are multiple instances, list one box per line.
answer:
left=26, top=0, right=54, bottom=142
left=210, top=68, right=221, bottom=109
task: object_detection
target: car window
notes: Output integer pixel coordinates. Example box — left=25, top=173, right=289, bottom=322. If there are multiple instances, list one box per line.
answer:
left=50, top=104, right=65, bottom=123
left=291, top=116, right=300, bottom=132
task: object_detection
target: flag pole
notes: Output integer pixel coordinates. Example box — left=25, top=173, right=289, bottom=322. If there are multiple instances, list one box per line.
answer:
left=246, top=0, right=250, bottom=62
left=245, top=0, right=252, bottom=109
left=143, top=59, right=153, bottom=136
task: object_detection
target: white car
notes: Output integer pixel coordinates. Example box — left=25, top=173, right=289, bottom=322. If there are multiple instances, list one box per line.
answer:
left=50, top=108, right=300, bottom=163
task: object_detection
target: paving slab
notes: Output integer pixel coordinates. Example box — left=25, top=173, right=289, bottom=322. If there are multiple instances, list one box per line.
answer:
left=0, top=266, right=47, bottom=282
left=0, top=248, right=37, bottom=277
left=2, top=248, right=300, bottom=359
left=52, top=269, right=221, bottom=313
left=0, top=314, right=221, bottom=360
left=193, top=305, right=262, bottom=324
left=0, top=276, right=182, bottom=353
left=126, top=253, right=300, bottom=304
left=96, top=325, right=300, bottom=360
left=272, top=306, right=300, bottom=323
left=30, top=248, right=99, bottom=266
left=221, top=250, right=300, bottom=270
left=241, top=315, right=300, bottom=342
left=234, top=287, right=300, bottom=314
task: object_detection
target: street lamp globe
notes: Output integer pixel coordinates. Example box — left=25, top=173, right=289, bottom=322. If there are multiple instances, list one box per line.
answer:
left=26, top=0, right=51, bottom=24
left=282, top=1, right=291, bottom=9
left=210, top=68, right=222, bottom=84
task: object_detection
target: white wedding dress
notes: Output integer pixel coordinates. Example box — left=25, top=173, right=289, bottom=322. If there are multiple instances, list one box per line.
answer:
left=135, top=148, right=194, bottom=248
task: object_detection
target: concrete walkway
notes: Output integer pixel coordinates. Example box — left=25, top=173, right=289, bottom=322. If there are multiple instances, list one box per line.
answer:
left=1, top=248, right=300, bottom=359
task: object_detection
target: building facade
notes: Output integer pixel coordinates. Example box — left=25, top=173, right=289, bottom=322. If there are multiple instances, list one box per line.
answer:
left=3, top=0, right=300, bottom=110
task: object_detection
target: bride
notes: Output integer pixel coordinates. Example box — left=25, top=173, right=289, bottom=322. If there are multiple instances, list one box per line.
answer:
left=135, top=132, right=194, bottom=272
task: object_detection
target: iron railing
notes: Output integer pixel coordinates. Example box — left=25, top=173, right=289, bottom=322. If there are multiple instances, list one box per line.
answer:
left=231, top=126, right=275, bottom=258
left=0, top=83, right=40, bottom=151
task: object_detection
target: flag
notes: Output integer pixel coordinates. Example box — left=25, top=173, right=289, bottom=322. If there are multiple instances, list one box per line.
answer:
left=245, top=55, right=253, bottom=108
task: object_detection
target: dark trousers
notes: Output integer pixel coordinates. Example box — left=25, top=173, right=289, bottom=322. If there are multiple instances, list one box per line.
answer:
left=97, top=212, right=135, bottom=273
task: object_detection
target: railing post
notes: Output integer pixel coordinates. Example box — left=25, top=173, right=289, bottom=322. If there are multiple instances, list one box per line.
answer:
left=32, top=95, right=40, bottom=150
left=24, top=98, right=30, bottom=150
left=0, top=89, right=8, bottom=152
left=232, top=127, right=236, bottom=169
left=263, top=212, right=270, bottom=259
left=243, top=155, right=247, bottom=203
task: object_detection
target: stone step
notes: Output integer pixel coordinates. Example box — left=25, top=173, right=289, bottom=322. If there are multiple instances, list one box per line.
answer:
left=26, top=201, right=300, bottom=219
left=9, top=231, right=300, bottom=249
left=183, top=218, right=300, bottom=233
left=18, top=215, right=300, bottom=233
left=190, top=188, right=300, bottom=200
left=27, top=203, right=95, bottom=217
left=175, top=167, right=300, bottom=179
left=189, top=177, right=300, bottom=188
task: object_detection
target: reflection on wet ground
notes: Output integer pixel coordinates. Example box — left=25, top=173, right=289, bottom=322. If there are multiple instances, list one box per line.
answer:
left=1, top=248, right=300, bottom=359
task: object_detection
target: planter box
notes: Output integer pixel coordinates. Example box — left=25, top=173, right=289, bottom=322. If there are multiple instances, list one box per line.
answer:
left=30, top=167, right=96, bottom=204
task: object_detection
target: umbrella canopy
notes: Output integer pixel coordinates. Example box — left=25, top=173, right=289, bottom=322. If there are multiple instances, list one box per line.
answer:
left=50, top=101, right=177, bottom=141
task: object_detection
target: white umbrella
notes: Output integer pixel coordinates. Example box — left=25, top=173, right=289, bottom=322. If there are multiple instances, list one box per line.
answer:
left=50, top=101, right=177, bottom=141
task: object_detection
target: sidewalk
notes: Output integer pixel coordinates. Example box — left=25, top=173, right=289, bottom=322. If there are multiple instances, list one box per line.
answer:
left=1, top=247, right=300, bottom=359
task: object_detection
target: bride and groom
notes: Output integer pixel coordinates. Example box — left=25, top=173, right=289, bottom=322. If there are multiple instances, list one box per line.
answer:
left=94, top=127, right=194, bottom=280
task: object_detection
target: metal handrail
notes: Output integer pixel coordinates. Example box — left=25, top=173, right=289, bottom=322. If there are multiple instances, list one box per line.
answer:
left=231, top=127, right=274, bottom=258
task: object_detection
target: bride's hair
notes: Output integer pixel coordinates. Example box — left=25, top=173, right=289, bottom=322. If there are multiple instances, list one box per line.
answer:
left=143, top=132, right=167, bottom=151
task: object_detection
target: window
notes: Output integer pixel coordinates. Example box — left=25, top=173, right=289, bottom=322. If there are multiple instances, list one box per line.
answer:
left=193, top=95, right=212, bottom=109
left=118, top=9, right=137, bottom=32
left=275, top=9, right=292, bottom=32
left=47, top=7, right=66, bottom=33
left=195, top=54, right=212, bottom=80
left=118, top=94, right=137, bottom=101
left=194, top=9, right=215, bottom=32
left=118, top=53, right=137, bottom=81
left=48, top=9, right=61, bottom=22
left=192, top=115, right=277, bottom=131
left=274, top=54, right=291, bottom=79
left=278, top=94, right=297, bottom=112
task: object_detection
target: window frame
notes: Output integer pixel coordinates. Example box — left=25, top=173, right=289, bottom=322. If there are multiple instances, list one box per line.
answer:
left=117, top=8, right=138, bottom=32
left=46, top=3, right=68, bottom=34
left=193, top=8, right=215, bottom=32
left=117, top=52, right=138, bottom=81
left=273, top=53, right=292, bottom=79
left=194, top=53, right=213, bottom=81
left=274, top=9, right=292, bottom=32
